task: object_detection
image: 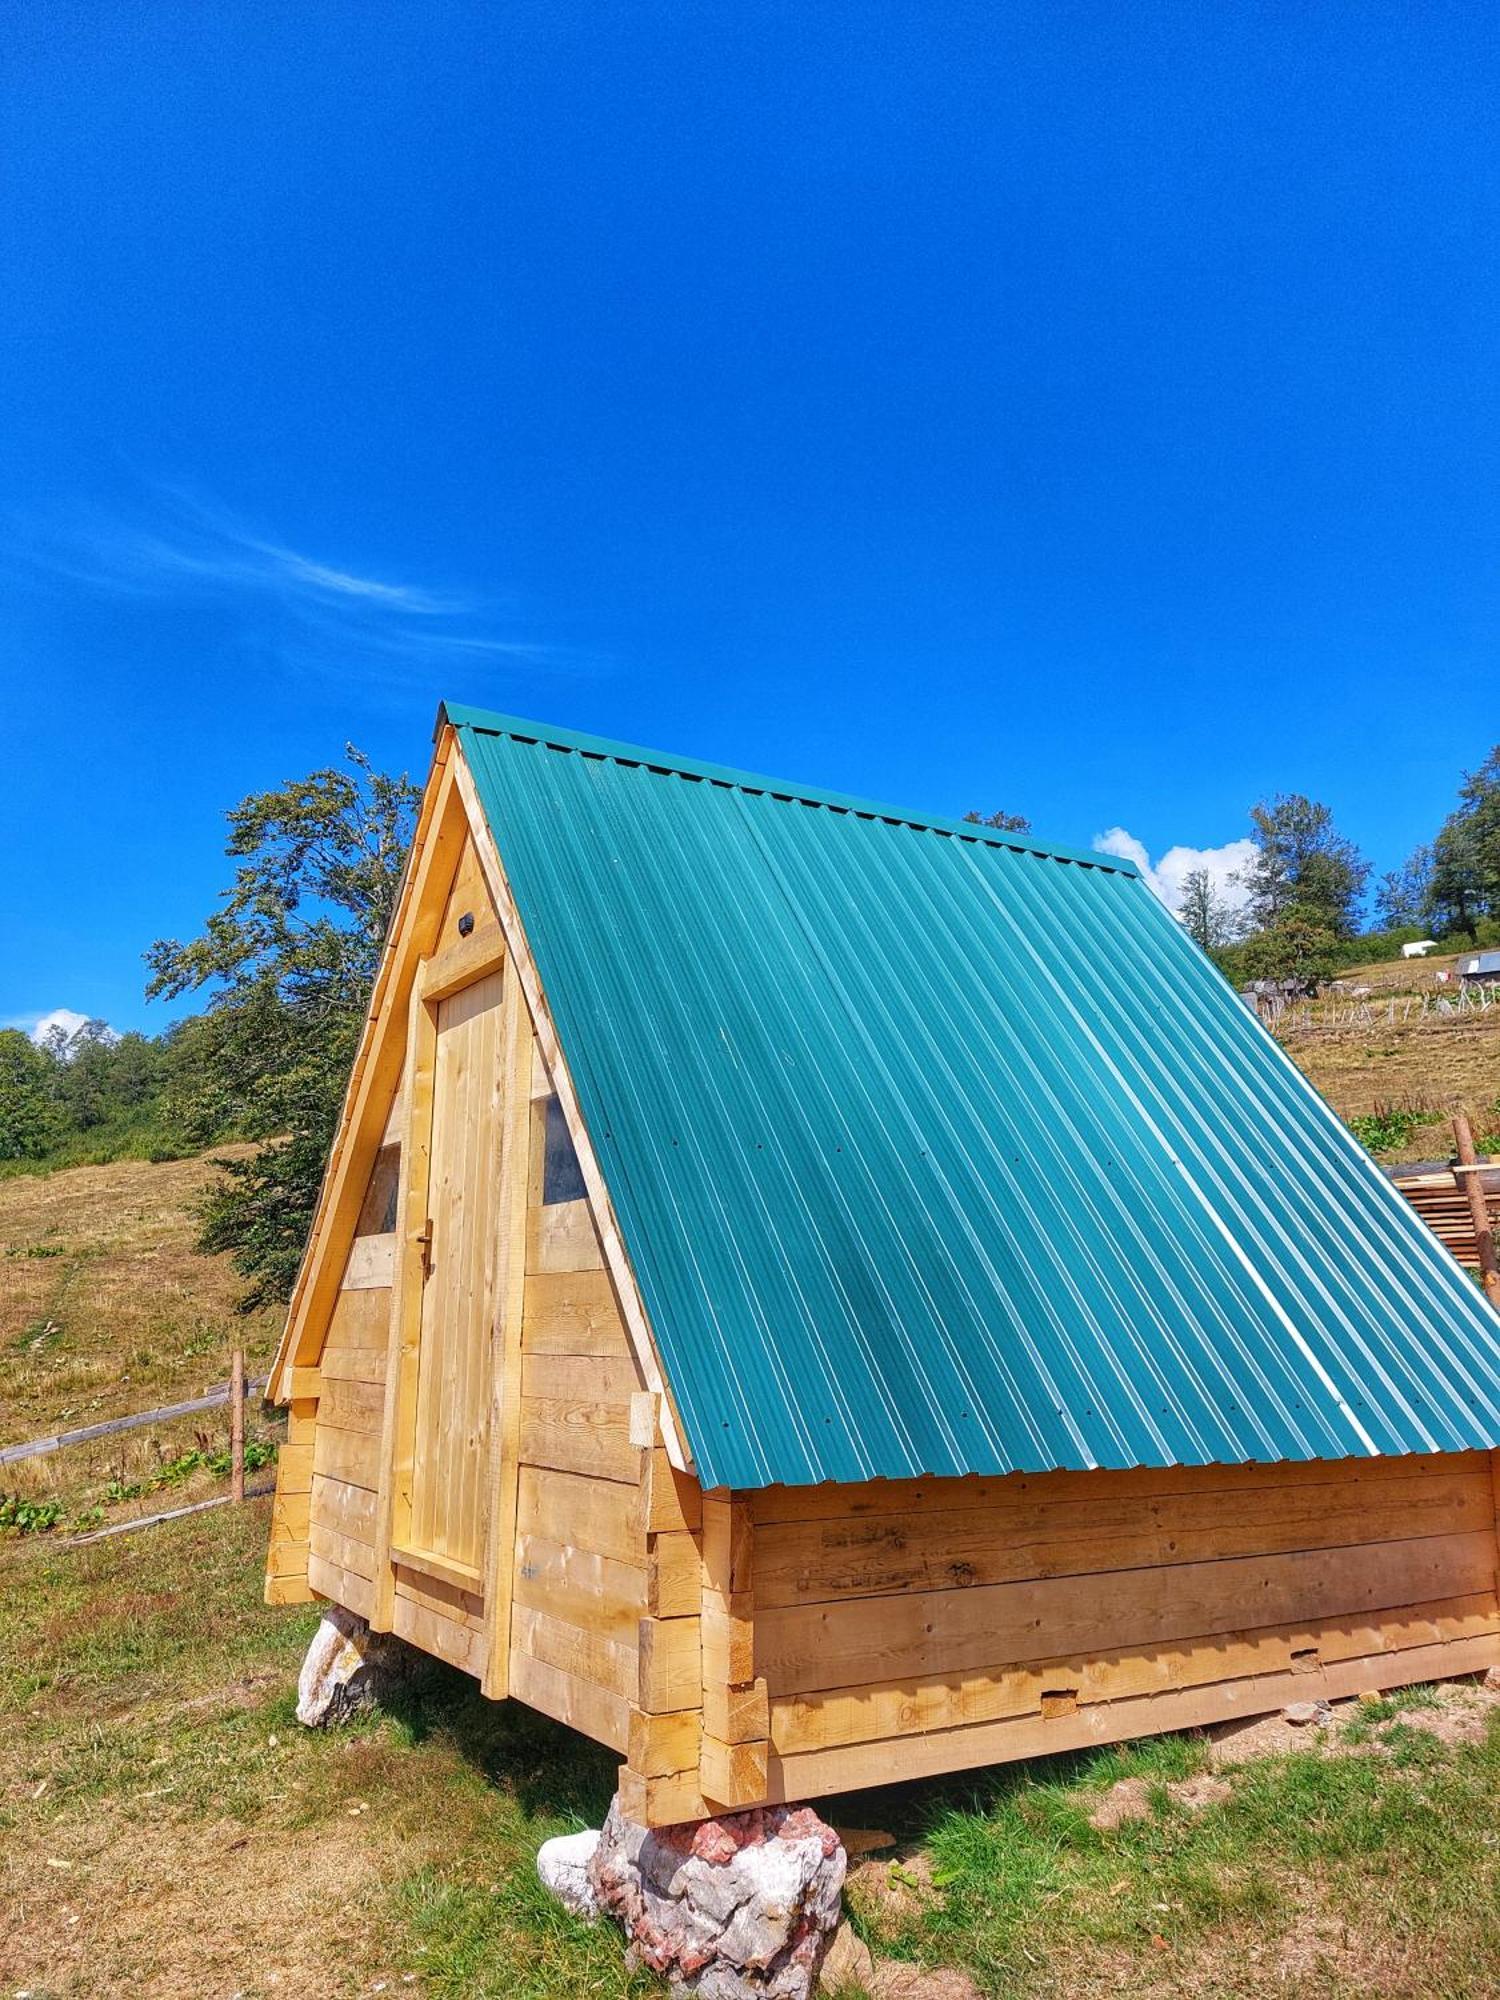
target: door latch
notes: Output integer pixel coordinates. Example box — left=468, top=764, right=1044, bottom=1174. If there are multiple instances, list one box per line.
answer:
left=414, top=1219, right=435, bottom=1280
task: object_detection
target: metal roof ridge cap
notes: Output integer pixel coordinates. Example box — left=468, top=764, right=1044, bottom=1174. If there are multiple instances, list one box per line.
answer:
left=438, top=699, right=1138, bottom=877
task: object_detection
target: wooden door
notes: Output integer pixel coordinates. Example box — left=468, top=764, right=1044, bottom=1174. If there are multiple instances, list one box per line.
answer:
left=404, top=965, right=506, bottom=1574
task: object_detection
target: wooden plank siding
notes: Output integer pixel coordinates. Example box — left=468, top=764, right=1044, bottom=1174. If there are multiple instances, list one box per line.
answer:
left=744, top=1451, right=1500, bottom=1806
left=506, top=1055, right=664, bottom=1760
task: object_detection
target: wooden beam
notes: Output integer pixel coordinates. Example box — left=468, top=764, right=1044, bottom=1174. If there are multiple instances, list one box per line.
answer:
left=482, top=964, right=535, bottom=1699
left=628, top=1707, right=702, bottom=1779
left=450, top=745, right=694, bottom=1477
left=423, top=929, right=508, bottom=1005
left=763, top=1629, right=1500, bottom=1802
left=371, top=953, right=439, bottom=1630
left=758, top=1529, right=1498, bottom=1695
left=617, top=1762, right=708, bottom=1827
left=699, top=1490, right=771, bottom=1811
left=269, top=740, right=467, bottom=1400
left=701, top=1736, right=770, bottom=1811
left=638, top=1614, right=703, bottom=1713
left=1452, top=1112, right=1500, bottom=1306
left=767, top=1591, right=1500, bottom=1755
left=636, top=1447, right=703, bottom=1536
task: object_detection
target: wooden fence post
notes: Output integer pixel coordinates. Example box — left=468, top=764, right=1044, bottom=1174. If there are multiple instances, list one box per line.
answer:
left=1451, top=1114, right=1500, bottom=1308
left=230, top=1346, right=245, bottom=1502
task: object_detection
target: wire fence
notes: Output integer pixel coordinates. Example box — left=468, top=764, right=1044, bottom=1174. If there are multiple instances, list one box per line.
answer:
left=1, top=1350, right=272, bottom=1550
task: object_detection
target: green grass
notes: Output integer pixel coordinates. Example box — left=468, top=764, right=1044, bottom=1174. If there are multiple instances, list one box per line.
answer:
left=821, top=1704, right=1500, bottom=1997
left=8, top=1502, right=1500, bottom=1998
left=0, top=1498, right=647, bottom=1999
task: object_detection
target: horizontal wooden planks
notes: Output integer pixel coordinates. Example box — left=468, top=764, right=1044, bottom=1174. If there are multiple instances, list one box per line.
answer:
left=517, top=1464, right=646, bottom=1565
left=321, top=1344, right=388, bottom=1387
left=750, top=1450, right=1487, bottom=1526
left=765, top=1628, right=1500, bottom=1800
left=325, top=1285, right=392, bottom=1353
left=343, top=1232, right=396, bottom=1290
left=518, top=1354, right=641, bottom=1481
left=522, top=1268, right=633, bottom=1357
left=514, top=1533, right=646, bottom=1645
left=528, top=1197, right=602, bottom=1275
left=755, top=1467, right=1492, bottom=1608
left=311, top=1472, right=377, bottom=1547
left=316, top=1376, right=386, bottom=1436
left=308, top=1548, right=374, bottom=1621
left=510, top=1651, right=631, bottom=1754
left=311, top=1520, right=378, bottom=1582
left=313, top=1421, right=381, bottom=1492
left=270, top=1486, right=310, bottom=1545
left=757, top=1531, right=1500, bottom=1693
left=769, top=1592, right=1500, bottom=1753
left=390, top=1562, right=488, bottom=1677
left=512, top=1603, right=638, bottom=1699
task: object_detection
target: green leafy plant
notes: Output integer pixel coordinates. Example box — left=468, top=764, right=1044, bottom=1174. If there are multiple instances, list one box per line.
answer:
left=0, top=1493, right=65, bottom=1535
left=105, top=1438, right=276, bottom=1507
left=1348, top=1106, right=1432, bottom=1155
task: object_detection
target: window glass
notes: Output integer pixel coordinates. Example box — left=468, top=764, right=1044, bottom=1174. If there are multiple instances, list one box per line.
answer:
left=542, top=1096, right=587, bottom=1205
left=358, top=1144, right=401, bottom=1234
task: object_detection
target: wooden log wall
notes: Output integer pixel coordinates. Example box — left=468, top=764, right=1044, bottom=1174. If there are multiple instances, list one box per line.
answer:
left=747, top=1451, right=1500, bottom=1802
left=510, top=1053, right=661, bottom=1758
left=266, top=1124, right=398, bottom=1609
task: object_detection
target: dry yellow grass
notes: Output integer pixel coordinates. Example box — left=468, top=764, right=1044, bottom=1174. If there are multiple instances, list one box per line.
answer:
left=1270, top=951, right=1500, bottom=1149
left=0, top=1147, right=279, bottom=1448
left=0, top=1147, right=283, bottom=1523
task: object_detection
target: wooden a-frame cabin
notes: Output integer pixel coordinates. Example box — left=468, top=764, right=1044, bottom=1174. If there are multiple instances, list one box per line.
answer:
left=266, top=704, right=1500, bottom=1825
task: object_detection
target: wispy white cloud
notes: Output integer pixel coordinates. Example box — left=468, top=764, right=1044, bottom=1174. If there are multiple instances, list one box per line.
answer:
left=9, top=485, right=560, bottom=678
left=4, top=1007, right=118, bottom=1050
left=1092, top=827, right=1256, bottom=915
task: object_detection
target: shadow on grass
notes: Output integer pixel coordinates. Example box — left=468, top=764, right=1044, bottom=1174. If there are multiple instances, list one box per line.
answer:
left=376, top=1650, right=1214, bottom=1842
left=377, top=1654, right=622, bottom=1828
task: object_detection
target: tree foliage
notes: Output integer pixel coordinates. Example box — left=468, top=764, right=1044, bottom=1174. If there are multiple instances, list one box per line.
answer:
left=147, top=746, right=420, bottom=1309
left=0, top=1029, right=61, bottom=1161
left=1426, top=747, right=1500, bottom=940
left=1237, top=909, right=1342, bottom=990
left=1178, top=867, right=1243, bottom=952
left=1239, top=793, right=1370, bottom=938
left=963, top=807, right=1032, bottom=833
left=1374, top=845, right=1434, bottom=932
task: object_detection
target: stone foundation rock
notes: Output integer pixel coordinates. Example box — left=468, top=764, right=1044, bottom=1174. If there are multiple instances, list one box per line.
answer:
left=295, top=1604, right=412, bottom=1727
left=537, top=1828, right=603, bottom=1919
left=588, top=1799, right=847, bottom=2000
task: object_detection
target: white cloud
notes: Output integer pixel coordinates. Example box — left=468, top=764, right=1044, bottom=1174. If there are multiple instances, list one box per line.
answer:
left=8, top=1008, right=119, bottom=1052
left=8, top=485, right=559, bottom=682
left=1092, top=828, right=1256, bottom=915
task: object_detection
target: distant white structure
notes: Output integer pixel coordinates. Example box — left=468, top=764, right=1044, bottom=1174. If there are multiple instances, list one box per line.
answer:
left=1402, top=939, right=1440, bottom=959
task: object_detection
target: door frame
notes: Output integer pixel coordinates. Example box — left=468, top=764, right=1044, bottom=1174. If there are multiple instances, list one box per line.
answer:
left=370, top=932, right=532, bottom=1701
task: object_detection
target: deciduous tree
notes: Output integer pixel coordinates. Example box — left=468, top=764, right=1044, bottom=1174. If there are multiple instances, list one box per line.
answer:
left=1239, top=793, right=1369, bottom=938
left=1178, top=868, right=1243, bottom=951
left=1427, top=747, right=1500, bottom=939
left=147, top=746, right=420, bottom=1308
left=1375, top=845, right=1434, bottom=932
left=0, top=1029, right=59, bottom=1161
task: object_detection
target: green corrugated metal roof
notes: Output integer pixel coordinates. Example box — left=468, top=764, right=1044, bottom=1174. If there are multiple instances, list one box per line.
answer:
left=449, top=702, right=1500, bottom=1491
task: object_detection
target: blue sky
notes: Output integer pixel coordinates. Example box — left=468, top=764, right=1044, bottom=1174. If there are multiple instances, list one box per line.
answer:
left=1, top=4, right=1495, bottom=1036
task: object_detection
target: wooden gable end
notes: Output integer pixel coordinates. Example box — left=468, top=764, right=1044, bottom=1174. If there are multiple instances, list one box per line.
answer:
left=262, top=728, right=708, bottom=1761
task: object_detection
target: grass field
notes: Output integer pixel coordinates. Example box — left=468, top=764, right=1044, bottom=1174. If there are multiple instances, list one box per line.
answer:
left=0, top=1147, right=283, bottom=1530
left=3, top=995, right=1500, bottom=1997
left=9, top=1497, right=1500, bottom=1998
left=1268, top=949, right=1500, bottom=1158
